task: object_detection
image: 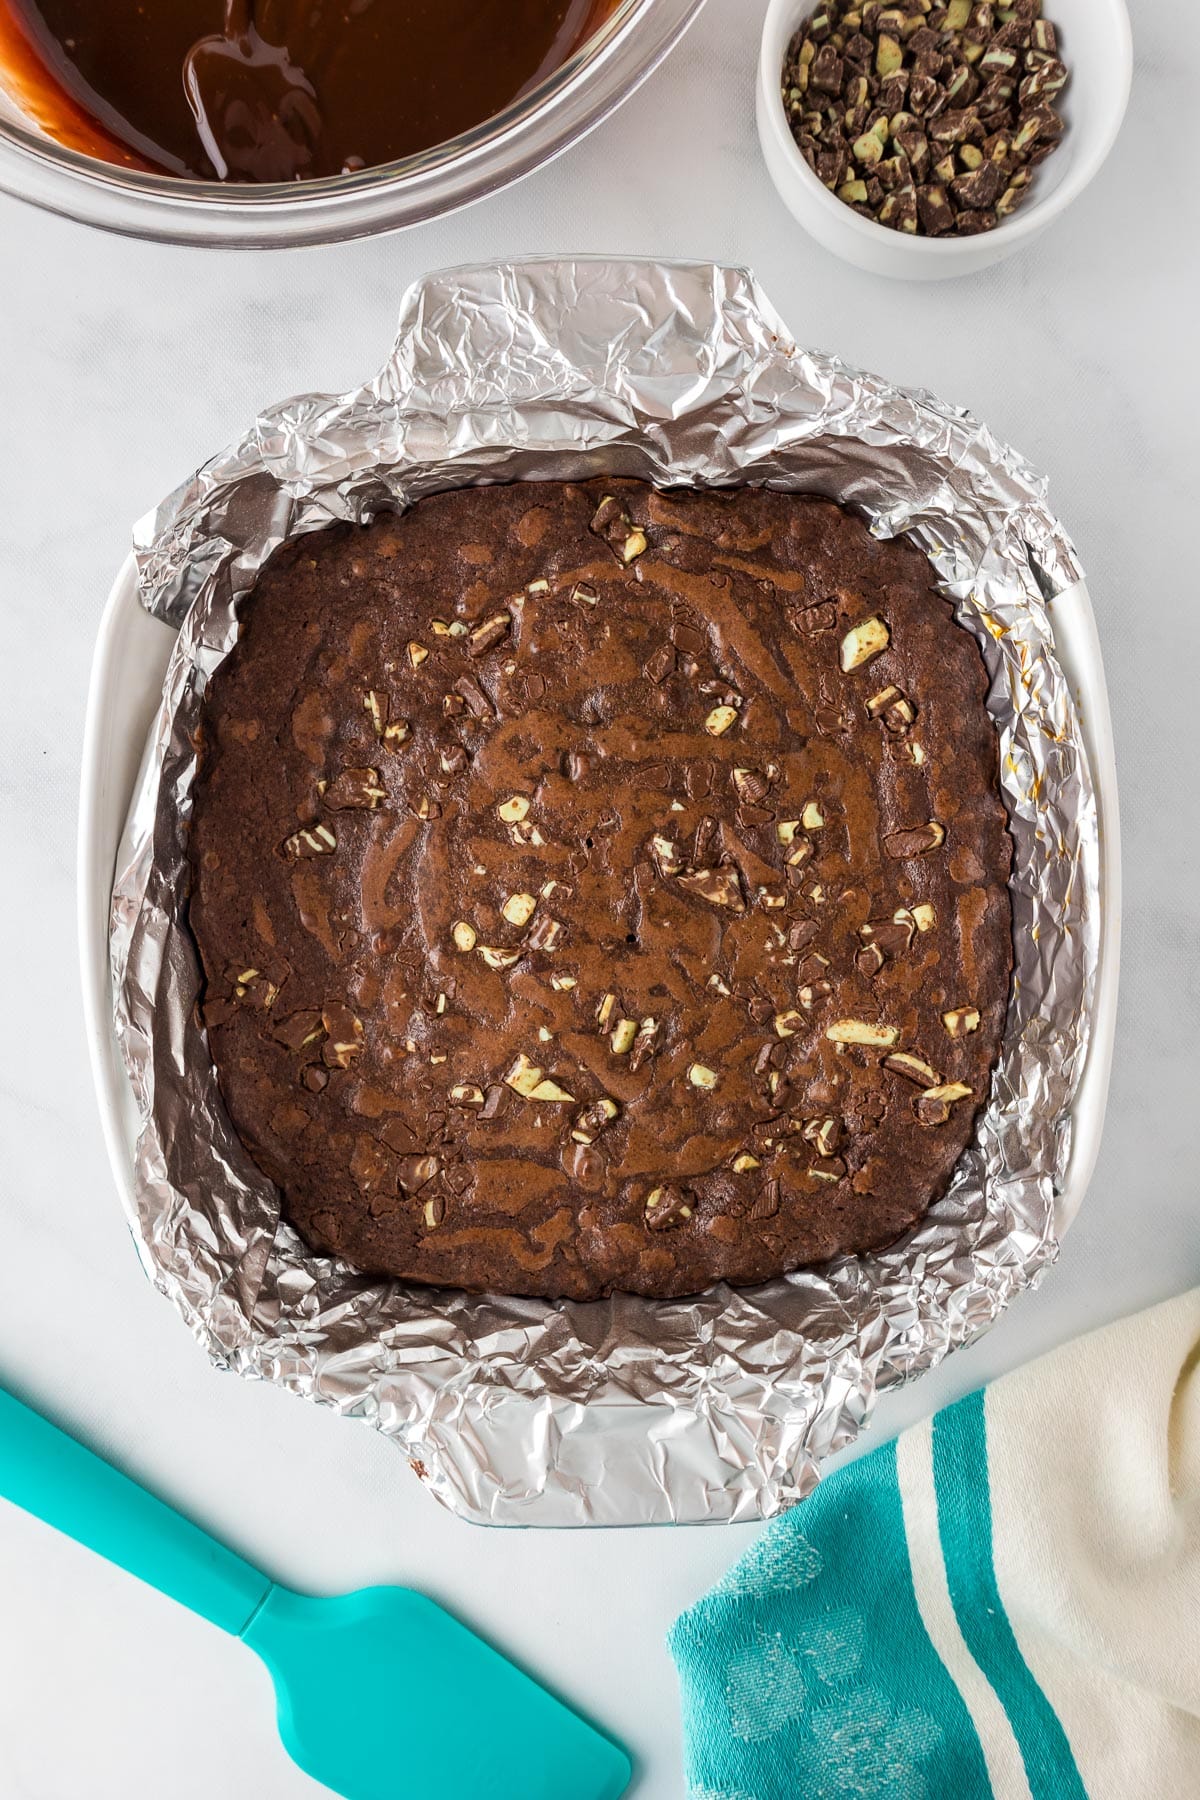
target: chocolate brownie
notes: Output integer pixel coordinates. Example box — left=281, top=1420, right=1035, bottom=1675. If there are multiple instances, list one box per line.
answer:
left=188, top=479, right=1012, bottom=1300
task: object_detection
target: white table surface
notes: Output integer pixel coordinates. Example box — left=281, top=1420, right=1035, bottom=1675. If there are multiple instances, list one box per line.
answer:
left=0, top=1, right=1196, bottom=1794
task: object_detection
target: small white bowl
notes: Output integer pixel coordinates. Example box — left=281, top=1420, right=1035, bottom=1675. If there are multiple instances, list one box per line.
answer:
left=757, top=0, right=1132, bottom=279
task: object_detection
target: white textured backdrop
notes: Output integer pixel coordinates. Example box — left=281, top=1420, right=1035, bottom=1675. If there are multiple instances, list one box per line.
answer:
left=0, top=1, right=1196, bottom=1795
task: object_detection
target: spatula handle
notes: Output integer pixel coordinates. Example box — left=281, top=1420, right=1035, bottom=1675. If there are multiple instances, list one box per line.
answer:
left=0, top=1384, right=271, bottom=1636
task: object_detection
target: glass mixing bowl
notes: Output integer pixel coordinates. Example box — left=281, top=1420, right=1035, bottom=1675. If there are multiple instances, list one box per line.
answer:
left=0, top=0, right=705, bottom=246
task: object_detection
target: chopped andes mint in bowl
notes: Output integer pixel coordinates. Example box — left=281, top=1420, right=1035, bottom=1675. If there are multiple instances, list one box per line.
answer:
left=787, top=0, right=1072, bottom=238
left=757, top=0, right=1131, bottom=278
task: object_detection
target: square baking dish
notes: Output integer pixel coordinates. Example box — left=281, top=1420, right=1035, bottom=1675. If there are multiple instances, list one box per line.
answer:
left=77, top=262, right=1121, bottom=1524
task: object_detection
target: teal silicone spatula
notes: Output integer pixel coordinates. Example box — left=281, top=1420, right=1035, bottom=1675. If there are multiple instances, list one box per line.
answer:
left=0, top=1384, right=631, bottom=1800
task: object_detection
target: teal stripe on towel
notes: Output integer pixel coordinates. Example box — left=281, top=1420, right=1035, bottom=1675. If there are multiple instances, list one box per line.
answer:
left=668, top=1437, right=994, bottom=1800
left=933, top=1389, right=1089, bottom=1800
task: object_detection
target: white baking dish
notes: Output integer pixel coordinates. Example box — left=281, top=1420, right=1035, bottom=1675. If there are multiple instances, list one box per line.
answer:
left=77, top=259, right=1123, bottom=1526
left=80, top=554, right=1119, bottom=1268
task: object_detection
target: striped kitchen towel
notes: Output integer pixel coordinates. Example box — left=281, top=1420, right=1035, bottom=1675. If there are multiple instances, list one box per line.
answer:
left=668, top=1288, right=1200, bottom=1799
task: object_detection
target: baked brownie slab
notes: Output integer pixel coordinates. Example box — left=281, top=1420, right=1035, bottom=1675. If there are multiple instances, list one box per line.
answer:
left=189, top=479, right=1012, bottom=1299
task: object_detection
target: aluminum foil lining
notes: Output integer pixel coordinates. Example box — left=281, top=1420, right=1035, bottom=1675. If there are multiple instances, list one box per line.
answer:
left=111, top=260, right=1096, bottom=1526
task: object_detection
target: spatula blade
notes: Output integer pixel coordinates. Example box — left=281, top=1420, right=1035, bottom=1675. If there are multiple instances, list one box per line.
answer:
left=243, top=1584, right=632, bottom=1800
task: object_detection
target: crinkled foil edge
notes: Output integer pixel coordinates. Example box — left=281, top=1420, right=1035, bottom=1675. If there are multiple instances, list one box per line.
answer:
left=110, top=260, right=1096, bottom=1525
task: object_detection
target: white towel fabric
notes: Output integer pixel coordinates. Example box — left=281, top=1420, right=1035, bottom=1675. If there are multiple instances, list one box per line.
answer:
left=976, top=1286, right=1200, bottom=1798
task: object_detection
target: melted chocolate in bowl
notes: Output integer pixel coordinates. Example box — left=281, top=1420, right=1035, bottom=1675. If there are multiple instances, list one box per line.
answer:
left=0, top=0, right=619, bottom=181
